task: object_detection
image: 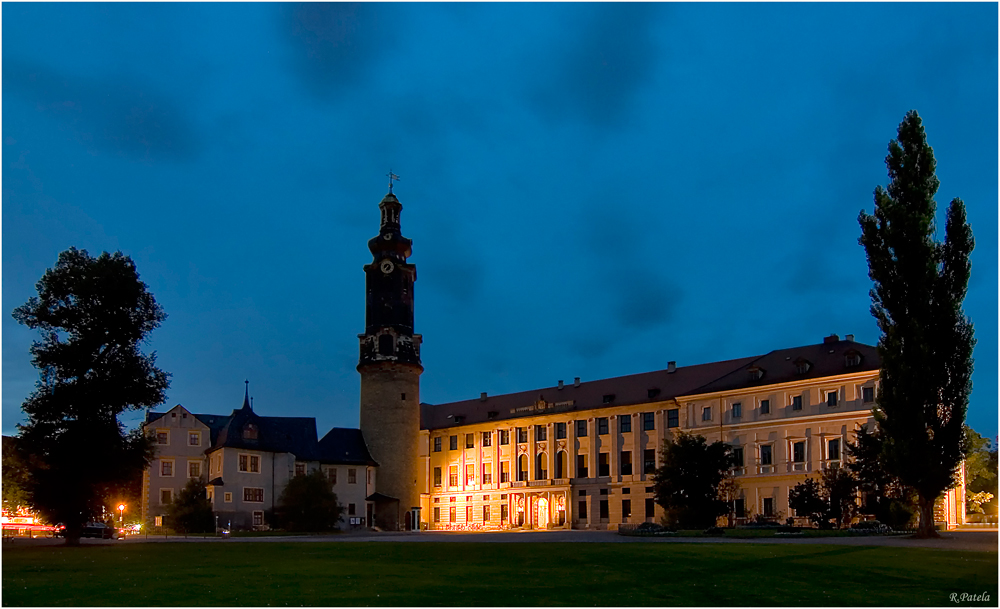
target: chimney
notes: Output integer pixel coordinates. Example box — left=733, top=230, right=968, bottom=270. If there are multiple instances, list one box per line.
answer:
left=558, top=380, right=564, bottom=390
left=480, top=392, right=487, bottom=402
left=573, top=377, right=581, bottom=388
left=846, top=334, right=855, bottom=342
left=823, top=334, right=840, bottom=344
left=667, top=361, right=676, bottom=373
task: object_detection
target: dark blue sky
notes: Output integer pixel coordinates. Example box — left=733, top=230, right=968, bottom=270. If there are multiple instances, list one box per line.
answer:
left=4, top=3, right=997, bottom=440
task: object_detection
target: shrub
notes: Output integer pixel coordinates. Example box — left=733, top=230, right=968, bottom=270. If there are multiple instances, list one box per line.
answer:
left=277, top=470, right=343, bottom=532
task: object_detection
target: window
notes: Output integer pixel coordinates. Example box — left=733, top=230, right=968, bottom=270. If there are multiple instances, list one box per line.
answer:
left=348, top=503, right=356, bottom=515
left=645, top=498, right=654, bottom=518
left=599, top=500, right=609, bottom=520
left=760, top=445, right=773, bottom=466
left=449, top=435, right=458, bottom=450
left=760, top=399, right=770, bottom=415
left=577, top=454, right=588, bottom=478
left=295, top=462, right=306, bottom=477
left=578, top=500, right=587, bottom=519
left=642, top=412, right=655, bottom=431
left=483, top=505, right=491, bottom=522
left=434, top=507, right=441, bottom=523
left=732, top=447, right=744, bottom=467
left=734, top=498, right=745, bottom=517
left=449, top=506, right=456, bottom=523
left=499, top=429, right=510, bottom=445
left=600, top=488, right=608, bottom=495
left=348, top=468, right=357, bottom=484
left=482, top=431, right=492, bottom=447
left=597, top=418, right=609, bottom=435
left=160, top=489, right=173, bottom=505
left=826, top=391, right=838, bottom=407
left=501, top=504, right=508, bottom=522
left=188, top=432, right=200, bottom=446
left=536, top=454, right=547, bottom=479
left=667, top=409, right=679, bottom=428
left=748, top=367, right=764, bottom=381
left=732, top=402, right=742, bottom=418
left=466, top=433, right=475, bottom=449
left=154, top=516, right=163, bottom=527
left=242, top=423, right=258, bottom=440
left=238, top=454, right=260, bottom=473
left=620, top=451, right=632, bottom=476
left=327, top=468, right=337, bottom=485
left=619, top=414, right=632, bottom=433
left=791, top=395, right=802, bottom=411
left=598, top=453, right=610, bottom=477
left=535, top=425, right=547, bottom=441
left=763, top=497, right=775, bottom=517
left=795, top=360, right=811, bottom=374
left=555, top=422, right=566, bottom=439
left=161, top=460, right=174, bottom=477
left=500, top=461, right=509, bottom=483
left=243, top=487, right=264, bottom=502
left=253, top=511, right=264, bottom=526
left=862, top=386, right=875, bottom=403
left=648, top=388, right=661, bottom=399
left=434, top=467, right=442, bottom=487
left=702, top=407, right=712, bottom=421
left=465, top=505, right=472, bottom=523
left=555, top=451, right=566, bottom=478
left=603, top=394, right=615, bottom=404
left=517, top=427, right=528, bottom=443
left=449, top=466, right=459, bottom=486
left=482, top=464, right=492, bottom=484
left=845, top=352, right=861, bottom=367
left=828, top=438, right=841, bottom=461
left=793, top=441, right=805, bottom=463
left=433, top=437, right=442, bottom=452
left=156, top=431, right=169, bottom=445
left=622, top=499, right=632, bottom=522
left=188, top=461, right=201, bottom=478
left=643, top=449, right=656, bottom=474
left=517, top=455, right=528, bottom=482
left=466, top=464, right=475, bottom=485
left=576, top=420, right=587, bottom=437
left=224, top=492, right=232, bottom=503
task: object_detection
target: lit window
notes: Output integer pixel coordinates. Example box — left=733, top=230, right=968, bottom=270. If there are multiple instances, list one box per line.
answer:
left=348, top=468, right=357, bottom=484
left=732, top=402, right=742, bottom=418
left=188, top=432, right=200, bottom=446
left=483, top=505, right=490, bottom=522
left=499, top=430, right=509, bottom=445
left=466, top=464, right=475, bottom=485
left=619, top=415, right=631, bottom=433
left=500, top=462, right=509, bottom=483
left=482, top=432, right=492, bottom=447
left=466, top=433, right=475, bottom=449
left=161, top=460, right=173, bottom=477
left=702, top=407, right=711, bottom=422
left=449, top=466, right=458, bottom=486
left=482, top=464, right=492, bottom=484
left=466, top=505, right=472, bottom=522
left=434, top=467, right=442, bottom=487
left=433, top=507, right=441, bottom=523
left=154, top=515, right=163, bottom=527
left=449, top=506, right=456, bottom=523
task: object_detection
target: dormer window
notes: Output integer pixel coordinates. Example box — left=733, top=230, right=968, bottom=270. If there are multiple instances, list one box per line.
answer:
left=602, top=394, right=615, bottom=404
left=748, top=367, right=765, bottom=381
left=794, top=358, right=812, bottom=375
left=243, top=423, right=258, bottom=440
left=487, top=411, right=498, bottom=420
left=844, top=350, right=862, bottom=367
left=647, top=388, right=661, bottom=399
left=453, top=415, right=465, bottom=424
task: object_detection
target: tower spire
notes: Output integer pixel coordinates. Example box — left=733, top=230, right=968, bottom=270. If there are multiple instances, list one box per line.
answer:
left=243, top=380, right=251, bottom=410
left=387, top=170, right=400, bottom=194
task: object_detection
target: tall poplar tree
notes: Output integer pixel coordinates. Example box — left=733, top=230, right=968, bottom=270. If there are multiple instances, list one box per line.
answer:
left=13, top=248, right=170, bottom=545
left=858, top=111, right=975, bottom=538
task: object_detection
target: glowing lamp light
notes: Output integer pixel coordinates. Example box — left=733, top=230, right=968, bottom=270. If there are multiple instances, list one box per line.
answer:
left=118, top=504, right=125, bottom=512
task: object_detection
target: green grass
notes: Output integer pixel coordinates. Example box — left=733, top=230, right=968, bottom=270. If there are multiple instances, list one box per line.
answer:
left=2, top=541, right=996, bottom=606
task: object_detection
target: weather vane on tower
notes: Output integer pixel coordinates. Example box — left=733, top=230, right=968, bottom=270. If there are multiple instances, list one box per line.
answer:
left=387, top=170, right=400, bottom=194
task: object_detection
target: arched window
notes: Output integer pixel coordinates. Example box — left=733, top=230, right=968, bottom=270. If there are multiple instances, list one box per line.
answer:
left=517, top=455, right=528, bottom=482
left=536, top=453, right=548, bottom=479
left=555, top=451, right=567, bottom=479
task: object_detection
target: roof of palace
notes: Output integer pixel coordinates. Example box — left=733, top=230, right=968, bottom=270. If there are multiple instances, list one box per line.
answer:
left=419, top=337, right=879, bottom=430
left=145, top=392, right=375, bottom=465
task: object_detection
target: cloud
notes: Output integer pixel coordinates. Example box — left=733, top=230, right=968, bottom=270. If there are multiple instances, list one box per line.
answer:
left=280, top=3, right=396, bottom=101
left=2, top=61, right=199, bottom=163
left=527, top=3, right=664, bottom=129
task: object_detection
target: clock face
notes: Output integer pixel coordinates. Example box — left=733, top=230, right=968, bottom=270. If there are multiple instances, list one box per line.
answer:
left=382, top=233, right=392, bottom=240
left=380, top=260, right=395, bottom=274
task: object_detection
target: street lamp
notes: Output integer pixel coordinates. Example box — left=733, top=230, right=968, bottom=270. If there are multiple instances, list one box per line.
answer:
left=118, top=504, right=125, bottom=538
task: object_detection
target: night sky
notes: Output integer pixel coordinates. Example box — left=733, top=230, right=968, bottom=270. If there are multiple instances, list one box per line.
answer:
left=3, top=3, right=997, bottom=440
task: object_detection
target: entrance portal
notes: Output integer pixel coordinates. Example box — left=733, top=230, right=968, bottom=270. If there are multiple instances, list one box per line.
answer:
left=537, top=497, right=549, bottom=528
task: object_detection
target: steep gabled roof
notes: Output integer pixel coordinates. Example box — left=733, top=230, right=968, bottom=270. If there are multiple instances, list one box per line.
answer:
left=317, top=428, right=378, bottom=466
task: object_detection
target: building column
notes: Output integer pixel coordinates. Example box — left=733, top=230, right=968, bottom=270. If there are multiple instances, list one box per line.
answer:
left=568, top=419, right=577, bottom=479
left=610, top=416, right=619, bottom=481
left=589, top=418, right=598, bottom=480
left=633, top=413, right=642, bottom=481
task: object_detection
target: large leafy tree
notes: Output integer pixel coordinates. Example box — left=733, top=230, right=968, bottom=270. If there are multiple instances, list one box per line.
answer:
left=858, top=111, right=975, bottom=537
left=277, top=470, right=344, bottom=532
left=12, top=248, right=170, bottom=545
left=652, top=432, right=736, bottom=529
left=2, top=436, right=32, bottom=513
left=963, top=427, right=997, bottom=516
left=166, top=478, right=215, bottom=534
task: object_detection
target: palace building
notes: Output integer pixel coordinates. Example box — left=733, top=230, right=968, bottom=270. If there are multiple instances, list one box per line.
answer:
left=143, top=186, right=965, bottom=531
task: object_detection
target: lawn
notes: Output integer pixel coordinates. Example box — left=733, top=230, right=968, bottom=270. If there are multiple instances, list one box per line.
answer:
left=2, top=541, right=996, bottom=606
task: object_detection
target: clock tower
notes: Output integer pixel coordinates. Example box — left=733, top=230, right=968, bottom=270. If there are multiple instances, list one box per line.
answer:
left=358, top=187, right=422, bottom=531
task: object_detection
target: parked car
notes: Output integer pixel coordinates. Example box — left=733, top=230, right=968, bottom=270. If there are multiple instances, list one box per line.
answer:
left=55, top=523, right=116, bottom=539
